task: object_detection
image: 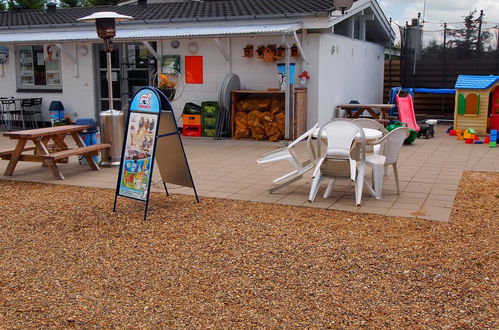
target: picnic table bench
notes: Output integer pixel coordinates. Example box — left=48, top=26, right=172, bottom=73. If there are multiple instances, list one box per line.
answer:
left=0, top=125, right=110, bottom=180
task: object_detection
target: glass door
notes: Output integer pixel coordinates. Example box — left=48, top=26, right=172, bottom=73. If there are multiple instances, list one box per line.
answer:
left=120, top=42, right=157, bottom=109
left=96, top=44, right=122, bottom=111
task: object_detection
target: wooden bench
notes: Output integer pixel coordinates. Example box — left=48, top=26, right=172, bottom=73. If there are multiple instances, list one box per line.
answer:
left=44, top=143, right=110, bottom=161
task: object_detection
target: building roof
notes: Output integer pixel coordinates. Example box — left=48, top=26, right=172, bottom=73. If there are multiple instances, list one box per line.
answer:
left=0, top=0, right=340, bottom=28
left=455, top=75, right=499, bottom=90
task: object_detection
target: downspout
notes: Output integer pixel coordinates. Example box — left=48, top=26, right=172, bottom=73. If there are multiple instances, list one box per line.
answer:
left=283, top=34, right=292, bottom=139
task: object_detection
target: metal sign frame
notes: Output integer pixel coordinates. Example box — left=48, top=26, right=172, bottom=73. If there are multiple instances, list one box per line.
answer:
left=113, top=86, right=199, bottom=220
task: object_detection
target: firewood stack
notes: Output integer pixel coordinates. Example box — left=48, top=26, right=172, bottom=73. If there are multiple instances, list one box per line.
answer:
left=234, top=98, right=285, bottom=141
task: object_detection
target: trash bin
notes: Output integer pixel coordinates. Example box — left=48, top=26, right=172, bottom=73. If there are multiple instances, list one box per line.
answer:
left=99, top=109, right=126, bottom=166
left=75, top=118, right=100, bottom=165
left=48, top=101, right=65, bottom=126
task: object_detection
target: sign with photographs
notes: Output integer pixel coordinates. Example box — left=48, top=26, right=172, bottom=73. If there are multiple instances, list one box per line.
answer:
left=114, top=87, right=198, bottom=220
left=117, top=88, right=159, bottom=201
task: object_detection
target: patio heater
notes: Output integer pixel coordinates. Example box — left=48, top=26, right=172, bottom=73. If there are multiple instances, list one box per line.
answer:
left=77, top=12, right=132, bottom=166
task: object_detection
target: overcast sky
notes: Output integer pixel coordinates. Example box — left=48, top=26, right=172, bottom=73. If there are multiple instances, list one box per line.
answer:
left=379, top=0, right=499, bottom=28
left=378, top=0, right=499, bottom=44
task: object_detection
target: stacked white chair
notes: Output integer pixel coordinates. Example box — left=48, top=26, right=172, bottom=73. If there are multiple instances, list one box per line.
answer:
left=308, top=119, right=366, bottom=206
left=257, top=123, right=318, bottom=193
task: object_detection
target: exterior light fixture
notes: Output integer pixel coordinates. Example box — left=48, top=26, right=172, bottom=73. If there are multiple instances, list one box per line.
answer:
left=77, top=12, right=132, bottom=166
left=333, top=0, right=353, bottom=14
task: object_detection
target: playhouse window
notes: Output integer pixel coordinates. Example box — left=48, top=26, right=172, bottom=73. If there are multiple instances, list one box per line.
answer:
left=15, top=45, right=62, bottom=92
left=457, top=93, right=480, bottom=115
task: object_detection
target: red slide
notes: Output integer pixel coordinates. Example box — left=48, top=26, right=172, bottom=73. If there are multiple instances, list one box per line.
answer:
left=395, top=94, right=420, bottom=132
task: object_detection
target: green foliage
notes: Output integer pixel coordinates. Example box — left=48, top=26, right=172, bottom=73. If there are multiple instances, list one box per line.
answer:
left=10, top=0, right=45, bottom=9
left=447, top=10, right=492, bottom=57
left=86, top=0, right=118, bottom=6
left=60, top=0, right=85, bottom=7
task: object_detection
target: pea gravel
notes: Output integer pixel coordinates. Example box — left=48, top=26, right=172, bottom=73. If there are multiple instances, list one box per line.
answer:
left=0, top=172, right=497, bottom=328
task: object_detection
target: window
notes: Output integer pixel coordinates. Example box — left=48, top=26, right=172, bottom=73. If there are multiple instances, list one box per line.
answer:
left=16, top=45, right=62, bottom=91
left=457, top=93, right=480, bottom=116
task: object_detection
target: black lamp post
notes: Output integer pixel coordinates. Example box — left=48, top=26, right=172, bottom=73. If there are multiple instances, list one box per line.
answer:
left=78, top=12, right=132, bottom=111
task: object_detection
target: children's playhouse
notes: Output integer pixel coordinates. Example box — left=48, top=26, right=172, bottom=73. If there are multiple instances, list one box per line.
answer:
left=454, top=75, right=499, bottom=135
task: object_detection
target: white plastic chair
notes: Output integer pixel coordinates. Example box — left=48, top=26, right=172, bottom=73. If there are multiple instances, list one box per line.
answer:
left=354, top=118, right=387, bottom=154
left=308, top=119, right=366, bottom=206
left=365, top=127, right=409, bottom=199
left=257, top=123, right=318, bottom=193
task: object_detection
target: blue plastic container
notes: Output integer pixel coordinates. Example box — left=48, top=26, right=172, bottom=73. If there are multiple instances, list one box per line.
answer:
left=75, top=119, right=100, bottom=165
left=277, top=63, right=296, bottom=84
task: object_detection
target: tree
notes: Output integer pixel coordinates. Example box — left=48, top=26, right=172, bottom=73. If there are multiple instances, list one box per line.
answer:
left=0, top=1, right=5, bottom=11
left=86, top=0, right=118, bottom=6
left=447, top=10, right=492, bottom=58
left=10, top=0, right=46, bottom=9
left=60, top=0, right=85, bottom=7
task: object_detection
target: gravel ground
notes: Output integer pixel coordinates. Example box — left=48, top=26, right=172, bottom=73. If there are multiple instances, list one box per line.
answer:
left=0, top=172, right=497, bottom=328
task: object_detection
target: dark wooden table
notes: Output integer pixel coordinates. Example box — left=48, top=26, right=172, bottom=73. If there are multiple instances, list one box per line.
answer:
left=1, top=125, right=110, bottom=180
left=336, top=104, right=395, bottom=122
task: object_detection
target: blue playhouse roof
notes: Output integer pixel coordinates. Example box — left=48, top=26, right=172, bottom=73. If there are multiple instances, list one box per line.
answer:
left=455, top=75, right=499, bottom=89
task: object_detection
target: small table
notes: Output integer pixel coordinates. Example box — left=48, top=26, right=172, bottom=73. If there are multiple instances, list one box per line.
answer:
left=0, top=125, right=110, bottom=180
left=312, top=127, right=382, bottom=141
left=336, top=104, right=395, bottom=122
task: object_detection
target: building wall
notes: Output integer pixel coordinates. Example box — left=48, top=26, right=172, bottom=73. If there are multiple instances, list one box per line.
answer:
left=159, top=36, right=311, bottom=125
left=0, top=43, right=96, bottom=122
left=316, top=33, right=385, bottom=125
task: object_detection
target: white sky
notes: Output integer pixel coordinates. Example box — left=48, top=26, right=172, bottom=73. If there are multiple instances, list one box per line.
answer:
left=378, top=0, right=499, bottom=45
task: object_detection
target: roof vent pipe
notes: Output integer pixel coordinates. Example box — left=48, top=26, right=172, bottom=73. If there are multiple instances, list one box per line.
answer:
left=47, top=2, right=57, bottom=14
left=138, top=0, right=147, bottom=9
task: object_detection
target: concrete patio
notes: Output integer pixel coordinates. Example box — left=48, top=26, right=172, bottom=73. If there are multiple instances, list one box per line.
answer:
left=0, top=124, right=497, bottom=221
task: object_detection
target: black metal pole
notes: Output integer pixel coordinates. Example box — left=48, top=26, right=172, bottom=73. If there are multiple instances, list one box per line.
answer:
left=476, top=10, right=483, bottom=55
left=163, top=181, right=169, bottom=196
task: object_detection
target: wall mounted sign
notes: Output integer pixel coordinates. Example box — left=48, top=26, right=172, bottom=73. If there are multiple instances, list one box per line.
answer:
left=0, top=45, right=8, bottom=64
left=114, top=86, right=199, bottom=220
left=185, top=56, right=203, bottom=84
left=161, top=55, right=181, bottom=74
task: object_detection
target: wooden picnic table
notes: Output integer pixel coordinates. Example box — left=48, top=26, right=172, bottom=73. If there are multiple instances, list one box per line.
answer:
left=0, top=125, right=110, bottom=180
left=336, top=103, right=395, bottom=122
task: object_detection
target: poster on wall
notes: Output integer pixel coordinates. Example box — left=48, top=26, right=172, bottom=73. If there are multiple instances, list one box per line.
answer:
left=185, top=56, right=203, bottom=84
left=162, top=55, right=180, bottom=74
left=43, top=45, right=60, bottom=61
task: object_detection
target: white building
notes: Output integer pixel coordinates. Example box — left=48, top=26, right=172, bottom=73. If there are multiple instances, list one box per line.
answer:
left=0, top=0, right=393, bottom=133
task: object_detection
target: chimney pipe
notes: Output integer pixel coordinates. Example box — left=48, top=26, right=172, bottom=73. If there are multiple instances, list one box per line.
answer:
left=138, top=0, right=147, bottom=9
left=47, top=2, right=57, bottom=14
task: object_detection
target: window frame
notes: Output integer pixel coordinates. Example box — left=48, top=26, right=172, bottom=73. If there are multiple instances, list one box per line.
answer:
left=15, top=44, right=63, bottom=92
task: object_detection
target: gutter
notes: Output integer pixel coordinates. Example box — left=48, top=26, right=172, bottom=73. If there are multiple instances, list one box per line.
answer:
left=0, top=11, right=329, bottom=31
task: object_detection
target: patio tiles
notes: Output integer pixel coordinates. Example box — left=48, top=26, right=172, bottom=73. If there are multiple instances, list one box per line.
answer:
left=0, top=123, right=498, bottom=222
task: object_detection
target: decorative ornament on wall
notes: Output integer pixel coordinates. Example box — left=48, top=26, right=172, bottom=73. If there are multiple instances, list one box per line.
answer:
left=187, top=42, right=199, bottom=54
left=171, top=40, right=180, bottom=49
left=78, top=45, right=89, bottom=56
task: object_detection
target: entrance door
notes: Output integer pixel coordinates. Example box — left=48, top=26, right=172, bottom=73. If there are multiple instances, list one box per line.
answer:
left=95, top=42, right=157, bottom=113
left=491, top=88, right=499, bottom=131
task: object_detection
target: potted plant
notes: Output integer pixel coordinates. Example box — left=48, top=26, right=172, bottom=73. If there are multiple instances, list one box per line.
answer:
left=159, top=73, right=177, bottom=101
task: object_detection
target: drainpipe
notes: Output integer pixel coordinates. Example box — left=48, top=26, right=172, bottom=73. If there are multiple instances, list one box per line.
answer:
left=283, top=34, right=292, bottom=139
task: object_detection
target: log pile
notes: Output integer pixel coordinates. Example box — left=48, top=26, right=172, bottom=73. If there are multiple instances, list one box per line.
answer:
left=234, top=98, right=285, bottom=141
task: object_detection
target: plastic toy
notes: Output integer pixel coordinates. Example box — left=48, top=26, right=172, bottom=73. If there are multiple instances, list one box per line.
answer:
left=449, top=129, right=457, bottom=136
left=395, top=94, right=420, bottom=133
left=454, top=75, right=499, bottom=135
left=490, top=130, right=497, bottom=148
left=463, top=128, right=476, bottom=140
left=474, top=140, right=483, bottom=144
left=386, top=121, right=417, bottom=144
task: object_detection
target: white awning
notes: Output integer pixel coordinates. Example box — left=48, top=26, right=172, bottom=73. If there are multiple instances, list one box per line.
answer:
left=0, top=23, right=302, bottom=44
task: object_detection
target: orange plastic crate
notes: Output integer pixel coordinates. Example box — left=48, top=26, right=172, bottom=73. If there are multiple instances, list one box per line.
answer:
left=182, top=114, right=201, bottom=126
